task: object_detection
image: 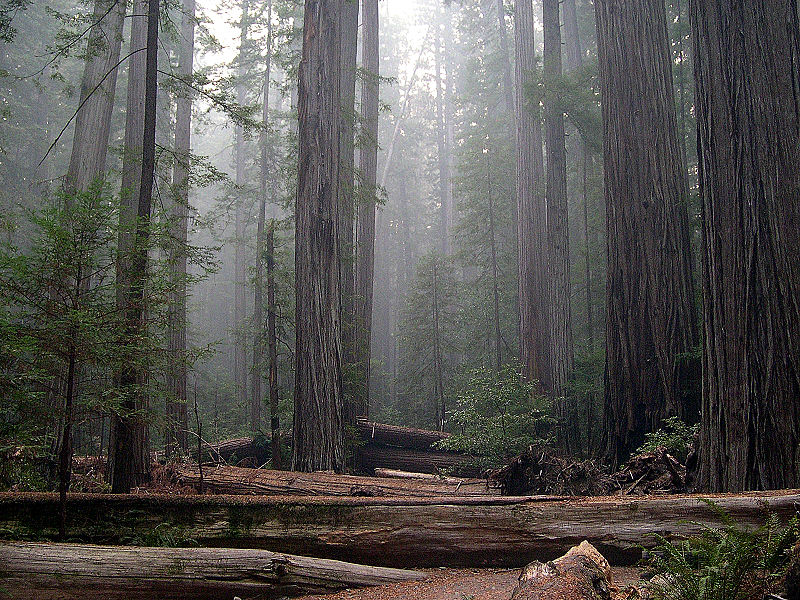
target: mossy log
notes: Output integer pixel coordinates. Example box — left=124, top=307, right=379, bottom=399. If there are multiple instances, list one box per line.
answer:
left=356, top=419, right=450, bottom=450
left=0, top=542, right=426, bottom=600
left=356, top=445, right=481, bottom=476
left=176, top=465, right=499, bottom=497
left=0, top=491, right=797, bottom=568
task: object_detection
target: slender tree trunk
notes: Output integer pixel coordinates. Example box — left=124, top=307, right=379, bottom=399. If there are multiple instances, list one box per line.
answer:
left=166, top=0, right=196, bottom=457
left=65, top=0, right=126, bottom=195
left=443, top=3, right=455, bottom=247
left=266, top=221, right=280, bottom=469
left=514, top=0, right=550, bottom=391
left=595, top=0, right=699, bottom=467
left=354, top=0, right=379, bottom=420
left=110, top=0, right=158, bottom=493
left=58, top=340, right=76, bottom=540
left=433, top=5, right=452, bottom=256
left=486, top=149, right=502, bottom=374
left=544, top=0, right=574, bottom=445
left=234, top=0, right=250, bottom=426
left=252, top=0, right=273, bottom=433
left=692, top=0, right=800, bottom=492
left=494, top=0, right=515, bottom=130
left=340, top=0, right=359, bottom=423
left=292, top=0, right=344, bottom=473
left=432, top=261, right=445, bottom=432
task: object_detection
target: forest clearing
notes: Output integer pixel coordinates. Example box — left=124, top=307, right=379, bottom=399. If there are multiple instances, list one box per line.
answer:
left=0, top=0, right=799, bottom=598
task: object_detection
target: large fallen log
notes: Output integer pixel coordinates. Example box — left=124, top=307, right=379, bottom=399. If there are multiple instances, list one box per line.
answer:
left=204, top=437, right=269, bottom=465
left=1, top=490, right=797, bottom=568
left=356, top=444, right=481, bottom=476
left=0, top=542, right=425, bottom=600
left=356, top=419, right=450, bottom=450
left=176, top=465, right=499, bottom=497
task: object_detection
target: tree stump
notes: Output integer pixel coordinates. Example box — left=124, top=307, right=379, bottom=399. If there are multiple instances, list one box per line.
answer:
left=511, top=541, right=612, bottom=600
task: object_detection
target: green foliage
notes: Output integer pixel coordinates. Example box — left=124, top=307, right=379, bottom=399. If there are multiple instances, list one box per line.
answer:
left=636, top=416, right=697, bottom=463
left=438, top=364, right=553, bottom=469
left=646, top=501, right=798, bottom=600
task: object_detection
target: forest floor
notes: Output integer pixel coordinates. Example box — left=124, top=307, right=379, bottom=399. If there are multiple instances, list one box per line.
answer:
left=297, top=566, right=645, bottom=600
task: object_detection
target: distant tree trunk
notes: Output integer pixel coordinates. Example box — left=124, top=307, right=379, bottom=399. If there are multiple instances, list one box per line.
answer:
left=443, top=3, right=455, bottom=246
left=252, top=0, right=273, bottom=434
left=266, top=221, right=280, bottom=469
left=514, top=0, right=550, bottom=391
left=165, top=0, right=196, bottom=457
left=339, top=0, right=359, bottom=423
left=110, top=0, right=158, bottom=493
left=562, top=0, right=594, bottom=352
left=595, top=0, right=699, bottom=467
left=353, top=0, right=378, bottom=420
left=292, top=0, right=344, bottom=473
left=692, top=0, right=800, bottom=492
left=432, top=261, right=445, bottom=432
left=494, top=0, right=515, bottom=130
left=65, top=0, right=126, bottom=195
left=486, top=148, right=502, bottom=374
left=234, top=0, right=250, bottom=426
left=433, top=4, right=452, bottom=256
left=543, top=0, right=574, bottom=446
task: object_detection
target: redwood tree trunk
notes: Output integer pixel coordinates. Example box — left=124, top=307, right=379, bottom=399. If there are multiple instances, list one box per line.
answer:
left=515, top=0, right=550, bottom=391
left=65, top=0, right=126, bottom=195
left=494, top=0, right=515, bottom=126
left=692, top=0, right=800, bottom=491
left=339, top=0, right=359, bottom=424
left=433, top=5, right=452, bottom=256
left=595, top=0, right=699, bottom=467
left=293, top=0, right=344, bottom=473
left=166, top=0, right=196, bottom=456
left=266, top=222, right=280, bottom=469
left=353, top=0, right=379, bottom=420
left=110, top=0, right=158, bottom=493
left=252, top=0, right=273, bottom=433
left=544, top=0, right=574, bottom=429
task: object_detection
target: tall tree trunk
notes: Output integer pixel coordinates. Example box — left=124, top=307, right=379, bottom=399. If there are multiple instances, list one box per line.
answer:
left=353, top=0, right=378, bottom=420
left=486, top=148, right=502, bottom=374
left=234, top=0, right=250, bottom=427
left=432, top=261, right=445, bottom=432
left=65, top=0, right=126, bottom=195
left=252, top=0, right=273, bottom=433
left=514, top=0, right=550, bottom=391
left=433, top=5, right=452, bottom=256
left=293, top=0, right=344, bottom=473
left=110, top=0, right=158, bottom=493
left=544, top=0, right=574, bottom=445
left=339, top=0, right=359, bottom=423
left=166, top=0, right=196, bottom=457
left=266, top=221, right=280, bottom=469
left=562, top=0, right=594, bottom=352
left=595, top=0, right=699, bottom=467
left=494, top=0, right=515, bottom=130
left=692, top=0, right=800, bottom=492
left=443, top=2, right=455, bottom=248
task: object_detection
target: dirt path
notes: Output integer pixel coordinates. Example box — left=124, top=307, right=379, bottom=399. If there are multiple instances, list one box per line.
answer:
left=297, top=567, right=644, bottom=600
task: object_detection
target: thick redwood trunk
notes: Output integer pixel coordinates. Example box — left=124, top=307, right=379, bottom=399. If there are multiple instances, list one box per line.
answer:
left=166, top=0, right=196, bottom=456
left=692, top=0, right=800, bottom=492
left=595, top=0, right=699, bottom=466
left=544, top=0, right=574, bottom=431
left=4, top=491, right=798, bottom=568
left=515, top=0, right=550, bottom=391
left=353, top=0, right=379, bottom=419
left=293, top=0, right=345, bottom=473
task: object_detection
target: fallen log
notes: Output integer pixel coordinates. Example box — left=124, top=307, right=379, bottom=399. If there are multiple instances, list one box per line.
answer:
left=176, top=465, right=499, bottom=497
left=204, top=437, right=269, bottom=466
left=356, top=445, right=481, bottom=477
left=1, top=490, right=797, bottom=568
left=356, top=419, right=450, bottom=450
left=512, top=541, right=612, bottom=600
left=373, top=467, right=492, bottom=486
left=0, top=542, right=425, bottom=600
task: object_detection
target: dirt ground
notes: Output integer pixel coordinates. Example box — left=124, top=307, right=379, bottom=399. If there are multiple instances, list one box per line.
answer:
left=297, top=567, right=645, bottom=600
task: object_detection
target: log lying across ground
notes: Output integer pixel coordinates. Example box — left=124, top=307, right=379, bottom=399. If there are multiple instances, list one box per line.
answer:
left=204, top=437, right=268, bottom=465
left=1, top=490, right=797, bottom=567
left=356, top=445, right=481, bottom=476
left=0, top=542, right=425, bottom=600
left=176, top=465, right=500, bottom=497
left=356, top=419, right=450, bottom=450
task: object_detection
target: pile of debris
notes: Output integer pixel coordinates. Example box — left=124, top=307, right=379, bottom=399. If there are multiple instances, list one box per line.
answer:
left=489, top=444, right=693, bottom=497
